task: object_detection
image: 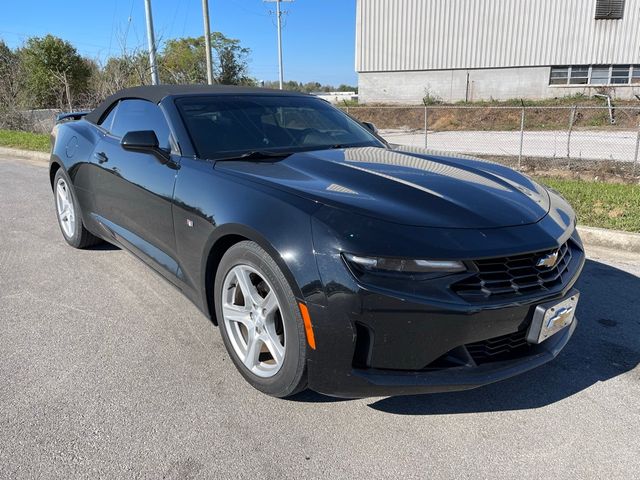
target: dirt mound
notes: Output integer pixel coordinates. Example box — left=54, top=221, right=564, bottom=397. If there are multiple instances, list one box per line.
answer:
left=345, top=105, right=640, bottom=132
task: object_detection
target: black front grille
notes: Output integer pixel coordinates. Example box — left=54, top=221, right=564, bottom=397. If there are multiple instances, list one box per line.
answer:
left=452, top=241, right=577, bottom=301
left=466, top=329, right=531, bottom=365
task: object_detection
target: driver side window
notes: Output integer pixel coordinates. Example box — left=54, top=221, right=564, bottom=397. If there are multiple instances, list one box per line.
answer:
left=109, top=99, right=172, bottom=150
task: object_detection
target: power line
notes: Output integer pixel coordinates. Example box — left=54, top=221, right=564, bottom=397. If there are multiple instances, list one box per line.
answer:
left=229, top=0, right=269, bottom=17
left=167, top=1, right=181, bottom=39
left=0, top=29, right=111, bottom=50
left=181, top=3, right=190, bottom=37
left=107, top=0, right=119, bottom=56
left=122, top=0, right=136, bottom=51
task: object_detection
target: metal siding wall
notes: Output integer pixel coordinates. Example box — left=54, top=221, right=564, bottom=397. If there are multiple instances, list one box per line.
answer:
left=356, top=0, right=640, bottom=72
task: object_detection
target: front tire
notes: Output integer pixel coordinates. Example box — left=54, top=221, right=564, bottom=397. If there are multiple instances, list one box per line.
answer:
left=215, top=241, right=308, bottom=397
left=53, top=169, right=102, bottom=249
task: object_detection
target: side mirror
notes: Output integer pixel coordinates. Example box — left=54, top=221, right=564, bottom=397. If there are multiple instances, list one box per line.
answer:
left=121, top=130, right=171, bottom=163
left=121, top=130, right=159, bottom=150
left=362, top=121, right=378, bottom=135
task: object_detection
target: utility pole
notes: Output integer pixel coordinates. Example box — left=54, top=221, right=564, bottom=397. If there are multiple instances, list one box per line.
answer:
left=264, top=0, right=293, bottom=89
left=202, top=0, right=214, bottom=84
left=275, top=0, right=284, bottom=89
left=143, top=0, right=160, bottom=85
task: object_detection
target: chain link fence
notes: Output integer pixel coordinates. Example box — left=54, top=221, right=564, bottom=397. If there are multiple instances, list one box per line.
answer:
left=5, top=104, right=640, bottom=176
left=0, top=108, right=63, bottom=133
left=343, top=105, right=640, bottom=176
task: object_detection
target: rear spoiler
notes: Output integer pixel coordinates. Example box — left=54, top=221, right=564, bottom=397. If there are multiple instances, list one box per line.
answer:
left=56, top=111, right=90, bottom=123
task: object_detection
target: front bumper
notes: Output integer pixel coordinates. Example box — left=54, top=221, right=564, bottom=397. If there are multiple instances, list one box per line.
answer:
left=306, top=214, right=585, bottom=398
left=308, top=317, right=576, bottom=398
left=305, top=282, right=580, bottom=398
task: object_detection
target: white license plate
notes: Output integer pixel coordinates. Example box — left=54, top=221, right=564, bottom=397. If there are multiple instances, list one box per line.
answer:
left=527, top=290, right=579, bottom=344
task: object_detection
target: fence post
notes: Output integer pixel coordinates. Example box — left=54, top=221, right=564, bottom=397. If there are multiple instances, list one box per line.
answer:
left=566, top=105, right=577, bottom=167
left=634, top=119, right=640, bottom=175
left=346, top=106, right=349, bottom=115
left=518, top=107, right=525, bottom=170
left=424, top=106, right=428, bottom=149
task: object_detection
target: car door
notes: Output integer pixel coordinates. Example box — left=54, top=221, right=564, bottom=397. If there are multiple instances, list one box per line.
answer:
left=92, top=99, right=180, bottom=278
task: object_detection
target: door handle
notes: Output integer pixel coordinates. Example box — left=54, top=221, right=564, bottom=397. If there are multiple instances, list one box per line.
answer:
left=94, top=151, right=109, bottom=164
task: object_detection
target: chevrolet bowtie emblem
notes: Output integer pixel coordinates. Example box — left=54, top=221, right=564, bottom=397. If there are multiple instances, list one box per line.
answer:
left=536, top=250, right=559, bottom=268
left=546, top=306, right=574, bottom=330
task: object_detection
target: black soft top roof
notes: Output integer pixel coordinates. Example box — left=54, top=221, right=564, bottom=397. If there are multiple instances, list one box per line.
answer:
left=84, top=84, right=309, bottom=124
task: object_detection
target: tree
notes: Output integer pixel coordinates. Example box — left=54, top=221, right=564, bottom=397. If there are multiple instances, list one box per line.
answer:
left=102, top=52, right=151, bottom=92
left=211, top=32, right=253, bottom=85
left=161, top=37, right=208, bottom=84
left=337, top=84, right=358, bottom=93
left=160, top=32, right=253, bottom=85
left=261, top=80, right=357, bottom=93
left=0, top=32, right=256, bottom=114
left=262, top=80, right=304, bottom=91
left=0, top=41, right=21, bottom=100
left=19, top=35, right=91, bottom=109
left=0, top=40, right=25, bottom=128
left=302, top=82, right=322, bottom=93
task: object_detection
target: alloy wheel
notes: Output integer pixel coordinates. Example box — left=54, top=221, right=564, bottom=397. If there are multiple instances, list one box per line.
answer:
left=55, top=178, right=75, bottom=238
left=221, top=264, right=286, bottom=378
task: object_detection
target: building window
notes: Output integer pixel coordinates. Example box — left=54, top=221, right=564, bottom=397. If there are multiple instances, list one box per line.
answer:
left=590, top=66, right=610, bottom=84
left=595, top=0, right=625, bottom=19
left=611, top=65, right=630, bottom=84
left=549, top=65, right=637, bottom=86
left=569, top=66, right=589, bottom=84
left=550, top=67, right=570, bottom=85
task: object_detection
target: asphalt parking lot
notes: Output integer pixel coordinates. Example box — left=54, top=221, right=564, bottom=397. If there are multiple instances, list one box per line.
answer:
left=1, top=155, right=639, bottom=479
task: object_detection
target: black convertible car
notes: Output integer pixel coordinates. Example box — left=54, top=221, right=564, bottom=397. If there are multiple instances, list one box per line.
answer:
left=50, top=85, right=584, bottom=398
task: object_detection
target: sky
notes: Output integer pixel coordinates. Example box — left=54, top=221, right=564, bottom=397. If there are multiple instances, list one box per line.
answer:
left=0, top=0, right=358, bottom=86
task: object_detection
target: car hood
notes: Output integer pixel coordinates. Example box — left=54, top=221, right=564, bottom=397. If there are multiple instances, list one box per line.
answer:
left=214, top=146, right=550, bottom=229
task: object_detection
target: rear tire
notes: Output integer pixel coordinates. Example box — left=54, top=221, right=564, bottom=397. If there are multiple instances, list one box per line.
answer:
left=53, top=169, right=102, bottom=249
left=215, top=241, right=308, bottom=397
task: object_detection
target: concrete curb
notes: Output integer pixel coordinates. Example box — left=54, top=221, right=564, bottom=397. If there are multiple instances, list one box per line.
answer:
left=577, top=225, right=640, bottom=254
left=0, top=146, right=49, bottom=162
left=2, top=146, right=639, bottom=253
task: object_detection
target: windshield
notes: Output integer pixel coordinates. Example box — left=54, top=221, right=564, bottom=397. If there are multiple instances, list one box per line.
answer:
left=175, top=95, right=384, bottom=159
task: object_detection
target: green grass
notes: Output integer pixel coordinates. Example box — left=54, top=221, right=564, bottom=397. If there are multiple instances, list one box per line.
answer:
left=454, top=93, right=594, bottom=107
left=535, top=176, right=640, bottom=233
left=340, top=99, right=359, bottom=107
left=0, top=129, right=50, bottom=152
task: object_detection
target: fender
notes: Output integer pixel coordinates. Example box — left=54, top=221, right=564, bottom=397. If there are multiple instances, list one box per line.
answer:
left=49, top=154, right=64, bottom=188
left=199, top=222, right=313, bottom=324
left=172, top=157, right=328, bottom=324
left=50, top=120, right=106, bottom=238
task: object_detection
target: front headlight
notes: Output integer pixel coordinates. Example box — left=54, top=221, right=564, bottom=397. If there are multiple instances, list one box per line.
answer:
left=343, top=253, right=466, bottom=275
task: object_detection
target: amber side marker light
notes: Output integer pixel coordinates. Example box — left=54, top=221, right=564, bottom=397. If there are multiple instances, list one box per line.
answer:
left=298, top=302, right=316, bottom=350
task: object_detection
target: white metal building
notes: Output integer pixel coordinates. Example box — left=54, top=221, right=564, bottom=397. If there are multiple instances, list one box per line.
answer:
left=356, top=0, right=640, bottom=103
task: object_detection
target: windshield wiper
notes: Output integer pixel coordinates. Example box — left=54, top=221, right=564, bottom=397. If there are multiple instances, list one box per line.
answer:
left=214, top=150, right=294, bottom=162
left=326, top=143, right=383, bottom=150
